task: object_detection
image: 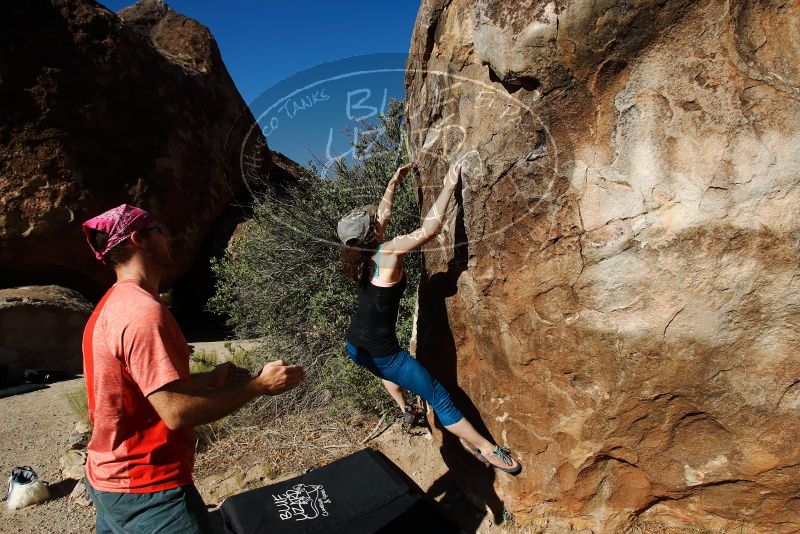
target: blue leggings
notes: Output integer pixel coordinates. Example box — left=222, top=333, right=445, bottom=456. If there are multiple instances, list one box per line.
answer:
left=345, top=340, right=463, bottom=426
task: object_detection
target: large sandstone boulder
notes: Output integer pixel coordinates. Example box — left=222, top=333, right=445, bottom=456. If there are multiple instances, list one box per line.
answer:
left=0, top=0, right=270, bottom=299
left=406, top=1, right=800, bottom=531
left=0, top=285, right=92, bottom=385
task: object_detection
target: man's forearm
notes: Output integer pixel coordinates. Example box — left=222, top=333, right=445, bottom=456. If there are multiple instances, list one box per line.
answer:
left=155, top=379, right=262, bottom=429
left=189, top=372, right=214, bottom=391
left=148, top=360, right=304, bottom=430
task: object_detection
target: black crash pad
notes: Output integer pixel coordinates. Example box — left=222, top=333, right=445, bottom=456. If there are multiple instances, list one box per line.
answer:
left=215, top=448, right=460, bottom=534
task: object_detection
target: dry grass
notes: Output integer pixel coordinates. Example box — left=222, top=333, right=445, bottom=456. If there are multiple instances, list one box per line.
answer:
left=193, top=408, right=386, bottom=482
left=64, top=386, right=90, bottom=427
left=629, top=520, right=745, bottom=534
left=629, top=523, right=695, bottom=534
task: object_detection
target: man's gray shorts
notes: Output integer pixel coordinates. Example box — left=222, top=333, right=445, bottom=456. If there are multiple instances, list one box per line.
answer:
left=87, top=481, right=213, bottom=534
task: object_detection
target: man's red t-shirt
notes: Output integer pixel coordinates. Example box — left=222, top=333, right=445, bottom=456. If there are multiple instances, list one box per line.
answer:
left=82, top=279, right=195, bottom=493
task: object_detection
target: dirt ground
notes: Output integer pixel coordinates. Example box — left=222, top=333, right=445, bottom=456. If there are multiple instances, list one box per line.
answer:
left=0, top=378, right=94, bottom=534
left=0, top=377, right=707, bottom=534
left=0, top=377, right=496, bottom=534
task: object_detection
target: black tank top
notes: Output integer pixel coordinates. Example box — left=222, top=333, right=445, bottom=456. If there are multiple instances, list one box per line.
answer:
left=346, top=252, right=407, bottom=356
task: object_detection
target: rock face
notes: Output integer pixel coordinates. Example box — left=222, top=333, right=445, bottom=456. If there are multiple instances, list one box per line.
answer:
left=0, top=0, right=270, bottom=299
left=406, top=1, right=800, bottom=531
left=0, top=286, right=92, bottom=385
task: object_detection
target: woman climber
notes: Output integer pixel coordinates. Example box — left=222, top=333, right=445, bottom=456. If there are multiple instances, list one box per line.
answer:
left=336, top=161, right=521, bottom=475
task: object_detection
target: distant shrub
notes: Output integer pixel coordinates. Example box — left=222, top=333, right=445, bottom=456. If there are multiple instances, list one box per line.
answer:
left=190, top=347, right=259, bottom=375
left=191, top=344, right=267, bottom=448
left=189, top=350, right=216, bottom=374
left=210, top=99, right=420, bottom=417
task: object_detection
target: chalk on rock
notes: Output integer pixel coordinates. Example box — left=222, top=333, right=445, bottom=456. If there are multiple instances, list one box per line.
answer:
left=456, top=149, right=484, bottom=184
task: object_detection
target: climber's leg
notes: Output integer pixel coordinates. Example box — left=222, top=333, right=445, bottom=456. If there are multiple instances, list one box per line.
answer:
left=381, top=379, right=406, bottom=413
left=384, top=353, right=521, bottom=473
left=345, top=341, right=405, bottom=413
left=443, top=418, right=521, bottom=473
left=442, top=418, right=493, bottom=452
left=345, top=341, right=463, bottom=423
left=374, top=348, right=464, bottom=426
left=344, top=341, right=520, bottom=473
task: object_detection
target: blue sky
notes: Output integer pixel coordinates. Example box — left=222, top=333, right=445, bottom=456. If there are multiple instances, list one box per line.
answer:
left=99, top=1, right=421, bottom=164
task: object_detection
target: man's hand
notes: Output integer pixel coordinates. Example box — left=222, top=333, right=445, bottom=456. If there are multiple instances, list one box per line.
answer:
left=253, top=360, right=305, bottom=395
left=209, top=362, right=251, bottom=389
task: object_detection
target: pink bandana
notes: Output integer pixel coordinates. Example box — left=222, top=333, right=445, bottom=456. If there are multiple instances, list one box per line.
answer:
left=82, top=204, right=157, bottom=263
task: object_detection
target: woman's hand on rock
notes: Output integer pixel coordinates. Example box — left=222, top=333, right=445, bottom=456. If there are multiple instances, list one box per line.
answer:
left=444, top=162, right=462, bottom=189
left=391, top=163, right=413, bottom=185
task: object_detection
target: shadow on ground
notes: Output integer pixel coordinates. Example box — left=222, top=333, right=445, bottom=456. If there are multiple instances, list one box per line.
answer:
left=46, top=478, right=78, bottom=501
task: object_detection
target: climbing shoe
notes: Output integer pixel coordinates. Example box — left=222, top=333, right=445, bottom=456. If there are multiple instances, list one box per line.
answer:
left=402, top=404, right=426, bottom=431
left=473, top=446, right=522, bottom=475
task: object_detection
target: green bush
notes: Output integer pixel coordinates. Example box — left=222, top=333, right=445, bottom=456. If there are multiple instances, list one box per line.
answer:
left=190, top=345, right=267, bottom=448
left=190, top=347, right=259, bottom=375
left=189, top=350, right=216, bottom=374
left=210, top=99, right=421, bottom=416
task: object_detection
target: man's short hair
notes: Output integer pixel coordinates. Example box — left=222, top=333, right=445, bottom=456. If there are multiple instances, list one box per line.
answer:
left=87, top=229, right=135, bottom=265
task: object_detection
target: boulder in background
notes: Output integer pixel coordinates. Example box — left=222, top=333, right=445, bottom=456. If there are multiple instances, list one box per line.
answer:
left=0, top=285, right=92, bottom=386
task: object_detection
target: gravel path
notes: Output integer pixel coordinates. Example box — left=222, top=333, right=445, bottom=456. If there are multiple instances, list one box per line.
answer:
left=0, top=378, right=94, bottom=533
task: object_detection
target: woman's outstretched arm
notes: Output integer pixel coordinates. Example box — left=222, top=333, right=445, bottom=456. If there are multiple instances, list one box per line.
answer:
left=383, top=162, right=461, bottom=255
left=377, top=163, right=413, bottom=228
